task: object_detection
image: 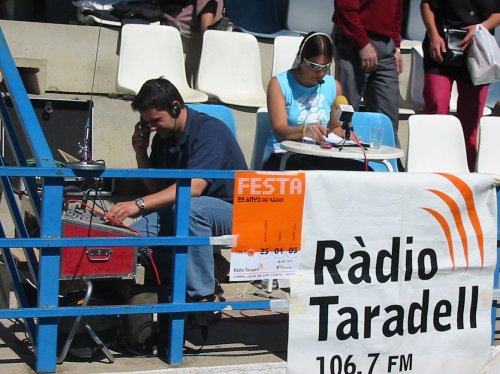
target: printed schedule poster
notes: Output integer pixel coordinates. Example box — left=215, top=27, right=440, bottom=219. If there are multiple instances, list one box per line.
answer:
left=287, top=171, right=497, bottom=374
left=230, top=171, right=306, bottom=281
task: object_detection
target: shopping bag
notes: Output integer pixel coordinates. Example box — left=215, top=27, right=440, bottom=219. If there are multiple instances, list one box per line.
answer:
left=466, top=25, right=500, bottom=85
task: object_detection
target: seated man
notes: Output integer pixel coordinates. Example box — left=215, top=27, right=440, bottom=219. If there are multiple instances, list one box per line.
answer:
left=109, top=78, right=247, bottom=302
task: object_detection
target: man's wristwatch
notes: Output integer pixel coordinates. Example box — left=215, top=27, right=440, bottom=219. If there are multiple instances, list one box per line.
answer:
left=134, top=197, right=146, bottom=212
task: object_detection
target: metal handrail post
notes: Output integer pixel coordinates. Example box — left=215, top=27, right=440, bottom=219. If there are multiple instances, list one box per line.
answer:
left=35, top=178, right=64, bottom=373
left=167, top=178, right=191, bottom=364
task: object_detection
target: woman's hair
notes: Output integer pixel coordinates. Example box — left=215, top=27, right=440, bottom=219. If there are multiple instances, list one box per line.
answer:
left=131, top=78, right=185, bottom=113
left=298, top=31, right=333, bottom=62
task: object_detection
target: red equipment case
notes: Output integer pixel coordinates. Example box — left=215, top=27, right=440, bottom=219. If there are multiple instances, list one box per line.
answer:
left=60, top=209, right=138, bottom=280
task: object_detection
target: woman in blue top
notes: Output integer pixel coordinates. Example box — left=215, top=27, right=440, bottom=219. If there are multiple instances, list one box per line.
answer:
left=264, top=31, right=363, bottom=171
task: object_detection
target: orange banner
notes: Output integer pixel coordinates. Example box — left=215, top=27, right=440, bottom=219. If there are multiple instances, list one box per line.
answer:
left=231, top=171, right=306, bottom=257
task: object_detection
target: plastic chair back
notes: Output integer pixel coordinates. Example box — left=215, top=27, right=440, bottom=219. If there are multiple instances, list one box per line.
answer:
left=406, top=114, right=469, bottom=172
left=487, top=81, right=500, bottom=108
left=352, top=112, right=399, bottom=172
left=408, top=46, right=425, bottom=109
left=251, top=107, right=272, bottom=170
left=196, top=30, right=267, bottom=107
left=225, top=0, right=300, bottom=39
left=476, top=116, right=500, bottom=173
left=286, top=0, right=334, bottom=34
left=116, top=24, right=208, bottom=103
left=187, top=104, right=237, bottom=138
left=449, top=82, right=492, bottom=115
left=272, top=35, right=304, bottom=76
left=403, top=0, right=426, bottom=41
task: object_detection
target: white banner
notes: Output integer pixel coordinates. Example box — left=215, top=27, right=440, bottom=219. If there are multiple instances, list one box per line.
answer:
left=288, top=171, right=497, bottom=374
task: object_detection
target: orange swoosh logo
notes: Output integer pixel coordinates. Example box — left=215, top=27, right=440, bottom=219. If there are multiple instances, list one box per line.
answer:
left=422, top=207, right=456, bottom=269
left=421, top=173, right=484, bottom=269
left=427, top=189, right=469, bottom=268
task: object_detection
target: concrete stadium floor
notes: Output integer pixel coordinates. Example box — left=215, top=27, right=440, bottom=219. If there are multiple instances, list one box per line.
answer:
left=0, top=280, right=289, bottom=374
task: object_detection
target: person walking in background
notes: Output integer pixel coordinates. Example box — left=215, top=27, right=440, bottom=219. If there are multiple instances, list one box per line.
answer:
left=420, top=0, right=500, bottom=171
left=332, top=0, right=403, bottom=145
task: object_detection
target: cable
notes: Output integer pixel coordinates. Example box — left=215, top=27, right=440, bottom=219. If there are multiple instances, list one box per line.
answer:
left=65, top=199, right=138, bottom=233
left=138, top=247, right=162, bottom=287
left=351, top=131, right=369, bottom=171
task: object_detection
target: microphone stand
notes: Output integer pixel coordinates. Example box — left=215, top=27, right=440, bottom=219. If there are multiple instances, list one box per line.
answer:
left=343, top=121, right=352, bottom=140
left=339, top=119, right=352, bottom=151
left=67, top=103, right=105, bottom=172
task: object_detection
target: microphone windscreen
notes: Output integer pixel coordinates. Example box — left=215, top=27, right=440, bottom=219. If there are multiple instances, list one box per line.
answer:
left=334, top=95, right=349, bottom=108
left=318, top=79, right=325, bottom=84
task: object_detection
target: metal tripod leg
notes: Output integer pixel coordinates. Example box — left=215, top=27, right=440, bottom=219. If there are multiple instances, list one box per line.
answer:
left=57, top=279, right=93, bottom=364
left=84, top=324, right=114, bottom=363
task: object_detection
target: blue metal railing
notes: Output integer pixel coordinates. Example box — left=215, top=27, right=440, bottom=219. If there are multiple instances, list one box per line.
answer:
left=0, top=25, right=275, bottom=373
left=0, top=167, right=273, bottom=373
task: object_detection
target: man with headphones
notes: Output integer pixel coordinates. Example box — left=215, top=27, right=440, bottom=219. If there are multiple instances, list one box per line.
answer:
left=109, top=78, right=247, bottom=303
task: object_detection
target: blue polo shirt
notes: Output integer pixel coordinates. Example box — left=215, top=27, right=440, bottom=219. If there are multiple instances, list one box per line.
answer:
left=149, top=107, right=248, bottom=201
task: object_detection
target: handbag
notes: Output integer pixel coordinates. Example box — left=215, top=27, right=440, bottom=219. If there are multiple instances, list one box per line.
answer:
left=442, top=28, right=467, bottom=67
left=466, top=25, right=500, bottom=85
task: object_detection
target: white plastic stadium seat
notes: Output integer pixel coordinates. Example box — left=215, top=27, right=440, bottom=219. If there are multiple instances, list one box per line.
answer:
left=448, top=83, right=492, bottom=115
left=476, top=116, right=500, bottom=173
left=406, top=114, right=469, bottom=172
left=196, top=30, right=267, bottom=107
left=116, top=24, right=208, bottom=103
left=271, top=35, right=303, bottom=76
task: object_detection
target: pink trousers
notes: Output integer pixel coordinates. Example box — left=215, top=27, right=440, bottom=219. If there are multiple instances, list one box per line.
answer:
left=423, top=72, right=489, bottom=171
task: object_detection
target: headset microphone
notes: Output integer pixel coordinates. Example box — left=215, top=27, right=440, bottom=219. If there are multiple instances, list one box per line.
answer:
left=334, top=95, right=355, bottom=140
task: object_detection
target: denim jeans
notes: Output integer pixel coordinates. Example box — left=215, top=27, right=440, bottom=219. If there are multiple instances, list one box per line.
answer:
left=132, top=196, right=233, bottom=298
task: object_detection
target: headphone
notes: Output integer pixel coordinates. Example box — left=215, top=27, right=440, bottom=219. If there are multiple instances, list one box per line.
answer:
left=170, top=100, right=181, bottom=119
left=153, top=82, right=182, bottom=119
left=296, top=32, right=333, bottom=64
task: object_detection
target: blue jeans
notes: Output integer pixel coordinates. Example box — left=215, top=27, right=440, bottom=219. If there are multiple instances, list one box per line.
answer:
left=132, top=196, right=233, bottom=299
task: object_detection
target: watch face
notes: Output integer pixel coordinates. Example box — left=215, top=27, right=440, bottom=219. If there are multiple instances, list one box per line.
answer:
left=135, top=198, right=145, bottom=210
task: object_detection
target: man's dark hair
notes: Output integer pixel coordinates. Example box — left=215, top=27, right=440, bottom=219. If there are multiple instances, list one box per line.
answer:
left=299, top=32, right=333, bottom=61
left=131, top=78, right=185, bottom=112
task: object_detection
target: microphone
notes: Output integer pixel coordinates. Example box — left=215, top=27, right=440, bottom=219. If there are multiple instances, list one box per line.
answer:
left=334, top=95, right=355, bottom=140
left=318, top=79, right=324, bottom=84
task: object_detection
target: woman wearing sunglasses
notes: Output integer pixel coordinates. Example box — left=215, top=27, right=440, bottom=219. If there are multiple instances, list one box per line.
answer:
left=263, top=31, right=364, bottom=171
